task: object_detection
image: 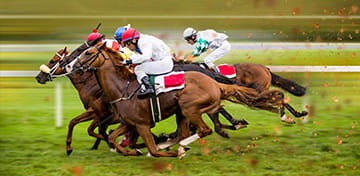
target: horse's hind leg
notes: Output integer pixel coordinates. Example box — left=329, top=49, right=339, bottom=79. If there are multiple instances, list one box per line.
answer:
left=279, top=104, right=296, bottom=124
left=66, top=108, right=97, bottom=156
left=218, top=107, right=248, bottom=125
left=284, top=103, right=308, bottom=117
left=208, top=111, right=230, bottom=138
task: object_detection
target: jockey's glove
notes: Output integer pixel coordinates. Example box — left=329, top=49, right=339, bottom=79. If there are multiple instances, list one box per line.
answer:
left=122, top=59, right=133, bottom=65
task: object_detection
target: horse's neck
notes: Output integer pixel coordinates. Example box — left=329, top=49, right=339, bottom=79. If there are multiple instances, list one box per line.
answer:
left=96, top=61, right=137, bottom=98
left=67, top=72, right=100, bottom=95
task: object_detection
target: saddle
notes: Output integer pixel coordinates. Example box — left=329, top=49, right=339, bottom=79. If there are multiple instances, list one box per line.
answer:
left=146, top=71, right=186, bottom=123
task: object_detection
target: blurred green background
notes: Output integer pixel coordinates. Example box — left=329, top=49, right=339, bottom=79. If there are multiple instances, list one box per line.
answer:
left=1, top=0, right=359, bottom=42
left=1, top=1, right=360, bottom=175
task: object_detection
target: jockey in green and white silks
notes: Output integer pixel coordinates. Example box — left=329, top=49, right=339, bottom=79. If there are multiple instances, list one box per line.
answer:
left=183, top=27, right=231, bottom=69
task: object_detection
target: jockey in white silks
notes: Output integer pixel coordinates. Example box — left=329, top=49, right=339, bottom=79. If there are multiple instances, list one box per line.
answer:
left=182, top=27, right=231, bottom=70
left=120, top=28, right=174, bottom=99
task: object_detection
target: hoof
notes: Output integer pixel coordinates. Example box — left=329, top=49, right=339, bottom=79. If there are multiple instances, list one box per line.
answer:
left=178, top=145, right=187, bottom=160
left=67, top=149, right=73, bottom=156
left=281, top=115, right=296, bottom=124
left=234, top=124, right=247, bottom=130
left=301, top=111, right=308, bottom=117
left=110, top=148, right=117, bottom=153
left=216, top=130, right=230, bottom=138
left=136, top=149, right=143, bottom=155
left=281, top=119, right=296, bottom=124
left=239, top=119, right=249, bottom=125
left=90, top=146, right=98, bottom=150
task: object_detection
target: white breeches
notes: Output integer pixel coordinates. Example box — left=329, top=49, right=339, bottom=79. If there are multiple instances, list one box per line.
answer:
left=134, top=56, right=174, bottom=83
left=204, top=40, right=231, bottom=68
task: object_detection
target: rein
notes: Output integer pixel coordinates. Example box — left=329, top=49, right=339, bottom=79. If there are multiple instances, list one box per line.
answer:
left=76, top=46, right=141, bottom=103
left=110, top=83, right=141, bottom=104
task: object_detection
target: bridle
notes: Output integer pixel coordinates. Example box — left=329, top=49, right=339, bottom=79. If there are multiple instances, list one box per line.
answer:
left=74, top=45, right=141, bottom=103
left=74, top=46, right=108, bottom=72
left=39, top=49, right=70, bottom=81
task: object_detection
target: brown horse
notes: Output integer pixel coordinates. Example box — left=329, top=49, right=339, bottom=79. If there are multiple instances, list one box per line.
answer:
left=174, top=61, right=308, bottom=124
left=70, top=42, right=288, bottom=157
left=35, top=37, right=116, bottom=155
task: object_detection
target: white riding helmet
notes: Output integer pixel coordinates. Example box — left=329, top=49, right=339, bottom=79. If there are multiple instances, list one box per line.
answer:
left=183, top=27, right=197, bottom=40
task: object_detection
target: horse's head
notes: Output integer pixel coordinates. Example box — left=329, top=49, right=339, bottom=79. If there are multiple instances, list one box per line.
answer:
left=35, top=35, right=106, bottom=84
left=72, top=42, right=109, bottom=72
left=72, top=42, right=132, bottom=77
left=58, top=35, right=105, bottom=73
left=35, top=47, right=69, bottom=84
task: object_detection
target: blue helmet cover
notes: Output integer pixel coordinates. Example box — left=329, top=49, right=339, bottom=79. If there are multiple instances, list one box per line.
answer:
left=114, top=27, right=127, bottom=40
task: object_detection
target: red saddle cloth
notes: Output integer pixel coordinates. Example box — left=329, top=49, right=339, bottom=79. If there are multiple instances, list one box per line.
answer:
left=216, top=64, right=236, bottom=78
left=163, top=73, right=185, bottom=88
left=154, top=71, right=185, bottom=95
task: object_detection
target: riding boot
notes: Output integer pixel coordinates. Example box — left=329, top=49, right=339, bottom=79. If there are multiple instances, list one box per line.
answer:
left=137, top=76, right=155, bottom=99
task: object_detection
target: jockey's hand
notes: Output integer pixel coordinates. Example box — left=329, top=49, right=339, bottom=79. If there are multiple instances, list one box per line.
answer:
left=122, top=59, right=133, bottom=65
left=173, top=55, right=185, bottom=62
left=184, top=55, right=196, bottom=63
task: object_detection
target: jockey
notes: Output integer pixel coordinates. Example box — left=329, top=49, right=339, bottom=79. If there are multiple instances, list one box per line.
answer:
left=87, top=26, right=133, bottom=59
left=114, top=24, right=131, bottom=47
left=182, top=27, right=231, bottom=70
left=120, top=28, right=174, bottom=99
left=86, top=28, right=122, bottom=51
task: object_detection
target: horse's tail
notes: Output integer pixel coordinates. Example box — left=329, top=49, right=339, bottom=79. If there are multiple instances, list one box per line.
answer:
left=219, top=83, right=283, bottom=113
left=270, top=72, right=306, bottom=96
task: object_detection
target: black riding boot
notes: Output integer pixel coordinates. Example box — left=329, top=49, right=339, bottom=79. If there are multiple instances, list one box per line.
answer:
left=137, top=76, right=155, bottom=99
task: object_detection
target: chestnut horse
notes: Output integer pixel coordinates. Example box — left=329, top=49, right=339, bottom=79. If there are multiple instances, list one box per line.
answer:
left=174, top=61, right=308, bottom=124
left=70, top=42, right=288, bottom=157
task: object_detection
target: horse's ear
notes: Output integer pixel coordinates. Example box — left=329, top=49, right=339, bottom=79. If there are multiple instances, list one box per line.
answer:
left=95, top=35, right=105, bottom=42
left=100, top=41, right=107, bottom=49
left=64, top=46, right=67, bottom=52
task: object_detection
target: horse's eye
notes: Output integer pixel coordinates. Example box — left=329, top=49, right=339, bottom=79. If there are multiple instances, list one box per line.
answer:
left=76, top=48, right=82, bottom=52
left=49, top=60, right=56, bottom=64
left=85, top=52, right=91, bottom=55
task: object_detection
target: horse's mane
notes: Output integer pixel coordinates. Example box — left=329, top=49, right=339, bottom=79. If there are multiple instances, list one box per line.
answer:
left=98, top=43, right=136, bottom=80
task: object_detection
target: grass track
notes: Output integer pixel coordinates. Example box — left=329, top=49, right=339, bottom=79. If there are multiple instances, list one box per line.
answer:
left=1, top=74, right=360, bottom=175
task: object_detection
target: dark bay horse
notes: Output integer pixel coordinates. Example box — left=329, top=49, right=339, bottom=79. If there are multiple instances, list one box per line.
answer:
left=70, top=42, right=289, bottom=157
left=35, top=37, right=116, bottom=155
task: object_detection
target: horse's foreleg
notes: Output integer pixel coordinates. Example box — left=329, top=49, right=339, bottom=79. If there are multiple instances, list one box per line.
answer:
left=90, top=114, right=114, bottom=150
left=108, top=124, right=141, bottom=156
left=178, top=112, right=213, bottom=159
left=97, top=114, right=115, bottom=146
left=66, top=108, right=96, bottom=156
left=87, top=119, right=102, bottom=139
left=136, top=125, right=178, bottom=157
left=157, top=112, right=190, bottom=150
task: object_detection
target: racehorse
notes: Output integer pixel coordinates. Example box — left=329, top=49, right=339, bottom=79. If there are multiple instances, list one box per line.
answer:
left=70, top=42, right=289, bottom=157
left=35, top=37, right=116, bottom=155
left=35, top=38, right=245, bottom=155
left=174, top=61, right=308, bottom=124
